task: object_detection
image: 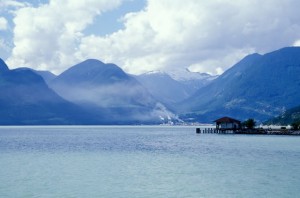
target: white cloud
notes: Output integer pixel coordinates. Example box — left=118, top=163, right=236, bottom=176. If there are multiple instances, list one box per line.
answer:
left=7, top=0, right=122, bottom=73
left=7, top=0, right=300, bottom=75
left=0, top=38, right=10, bottom=51
left=77, top=0, right=300, bottom=75
left=294, top=40, right=300, bottom=47
left=0, top=0, right=30, bottom=10
left=0, top=17, right=7, bottom=30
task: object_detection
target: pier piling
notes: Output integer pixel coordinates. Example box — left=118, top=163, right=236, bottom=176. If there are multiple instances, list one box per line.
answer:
left=196, top=128, right=219, bottom=134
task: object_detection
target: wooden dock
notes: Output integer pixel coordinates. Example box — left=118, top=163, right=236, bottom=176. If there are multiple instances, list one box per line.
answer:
left=196, top=128, right=234, bottom=134
left=196, top=128, right=300, bottom=135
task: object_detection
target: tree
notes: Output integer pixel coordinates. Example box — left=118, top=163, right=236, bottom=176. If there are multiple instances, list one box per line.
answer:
left=291, top=121, right=300, bottom=130
left=242, top=118, right=256, bottom=129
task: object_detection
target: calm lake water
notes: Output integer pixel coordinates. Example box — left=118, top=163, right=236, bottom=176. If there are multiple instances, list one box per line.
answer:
left=0, top=126, right=300, bottom=198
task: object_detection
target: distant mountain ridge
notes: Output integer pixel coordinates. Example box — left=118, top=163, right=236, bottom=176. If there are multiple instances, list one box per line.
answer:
left=1, top=46, right=300, bottom=125
left=49, top=59, right=176, bottom=124
left=167, top=68, right=216, bottom=82
left=0, top=58, right=175, bottom=124
left=0, top=59, right=102, bottom=125
left=32, top=70, right=57, bottom=83
left=135, top=72, right=193, bottom=105
left=136, top=69, right=216, bottom=106
left=52, top=59, right=130, bottom=85
left=178, top=47, right=300, bottom=123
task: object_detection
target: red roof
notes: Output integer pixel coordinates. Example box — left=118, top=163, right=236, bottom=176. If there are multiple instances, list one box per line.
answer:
left=214, top=117, right=241, bottom=123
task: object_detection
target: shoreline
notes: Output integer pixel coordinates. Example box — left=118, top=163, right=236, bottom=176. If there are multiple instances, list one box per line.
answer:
left=197, top=127, right=300, bottom=135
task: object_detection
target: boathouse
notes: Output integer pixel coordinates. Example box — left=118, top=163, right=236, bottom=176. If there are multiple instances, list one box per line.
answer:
left=214, top=117, right=241, bottom=132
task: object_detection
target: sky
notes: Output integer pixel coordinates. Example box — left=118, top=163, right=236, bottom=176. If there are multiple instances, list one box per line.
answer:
left=1, top=0, right=300, bottom=75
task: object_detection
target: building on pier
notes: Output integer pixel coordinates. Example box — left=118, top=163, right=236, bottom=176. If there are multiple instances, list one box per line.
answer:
left=214, top=117, right=241, bottom=132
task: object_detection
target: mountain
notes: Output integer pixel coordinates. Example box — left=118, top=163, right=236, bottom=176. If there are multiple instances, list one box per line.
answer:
left=15, top=67, right=57, bottom=83
left=0, top=58, right=9, bottom=72
left=135, top=70, right=216, bottom=106
left=0, top=59, right=103, bottom=125
left=135, top=71, right=193, bottom=105
left=266, top=105, right=300, bottom=125
left=32, top=70, right=57, bottom=83
left=179, top=47, right=300, bottom=123
left=49, top=59, right=175, bottom=124
left=167, top=68, right=217, bottom=89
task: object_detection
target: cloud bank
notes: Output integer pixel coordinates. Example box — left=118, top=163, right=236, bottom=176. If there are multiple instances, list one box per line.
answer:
left=7, top=0, right=300, bottom=75
left=7, top=0, right=122, bottom=73
left=0, top=17, right=7, bottom=30
left=0, top=0, right=29, bottom=8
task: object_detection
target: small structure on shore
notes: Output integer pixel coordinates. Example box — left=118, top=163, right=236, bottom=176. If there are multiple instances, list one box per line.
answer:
left=214, top=117, right=241, bottom=133
left=196, top=116, right=300, bottom=135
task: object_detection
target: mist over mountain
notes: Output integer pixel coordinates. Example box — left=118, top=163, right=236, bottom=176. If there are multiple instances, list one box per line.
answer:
left=0, top=59, right=103, bottom=125
left=179, top=47, right=300, bottom=123
left=50, top=59, right=176, bottom=123
left=13, top=67, right=57, bottom=84
left=1, top=46, right=300, bottom=125
left=32, top=70, right=57, bottom=83
left=135, top=70, right=215, bottom=106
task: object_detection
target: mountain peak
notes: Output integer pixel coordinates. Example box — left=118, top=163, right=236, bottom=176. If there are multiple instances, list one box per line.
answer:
left=51, top=58, right=133, bottom=88
left=263, top=46, right=300, bottom=58
left=141, top=70, right=167, bottom=76
left=0, top=58, right=9, bottom=72
left=70, top=59, right=123, bottom=72
left=275, top=46, right=300, bottom=52
left=81, top=59, right=105, bottom=65
left=167, top=68, right=215, bottom=81
left=179, top=46, right=300, bottom=123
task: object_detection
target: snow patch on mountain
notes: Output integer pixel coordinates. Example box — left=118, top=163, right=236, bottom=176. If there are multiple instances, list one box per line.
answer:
left=142, top=68, right=217, bottom=82
left=166, top=68, right=217, bottom=82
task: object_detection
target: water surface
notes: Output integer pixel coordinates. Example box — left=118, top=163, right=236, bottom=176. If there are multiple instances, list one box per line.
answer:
left=0, top=126, right=299, bottom=197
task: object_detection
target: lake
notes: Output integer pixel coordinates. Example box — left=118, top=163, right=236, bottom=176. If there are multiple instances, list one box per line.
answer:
left=0, top=126, right=299, bottom=198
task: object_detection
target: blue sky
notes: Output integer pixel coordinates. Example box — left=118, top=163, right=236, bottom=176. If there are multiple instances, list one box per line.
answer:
left=83, top=0, right=146, bottom=36
left=1, top=0, right=300, bottom=75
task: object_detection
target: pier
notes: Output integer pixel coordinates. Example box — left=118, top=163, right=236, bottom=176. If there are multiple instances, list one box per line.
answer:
left=196, top=128, right=235, bottom=134
left=196, top=117, right=300, bottom=135
left=196, top=127, right=300, bottom=135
